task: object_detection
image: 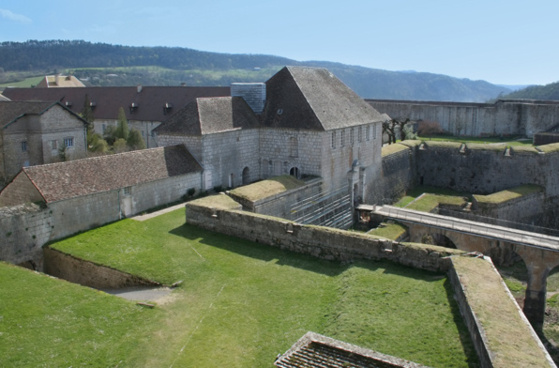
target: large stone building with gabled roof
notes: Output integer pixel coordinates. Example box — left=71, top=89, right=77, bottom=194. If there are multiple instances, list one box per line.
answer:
left=156, top=66, right=387, bottom=203
left=0, top=100, right=88, bottom=182
left=3, top=85, right=230, bottom=148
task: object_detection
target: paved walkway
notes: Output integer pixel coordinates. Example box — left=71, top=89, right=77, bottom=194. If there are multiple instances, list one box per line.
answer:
left=131, top=202, right=187, bottom=221
left=362, top=204, right=559, bottom=251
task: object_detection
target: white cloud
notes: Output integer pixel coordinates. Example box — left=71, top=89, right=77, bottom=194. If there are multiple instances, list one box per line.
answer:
left=0, top=9, right=32, bottom=24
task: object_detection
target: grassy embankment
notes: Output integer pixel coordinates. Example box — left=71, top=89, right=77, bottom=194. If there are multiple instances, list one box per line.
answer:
left=2, top=208, right=477, bottom=367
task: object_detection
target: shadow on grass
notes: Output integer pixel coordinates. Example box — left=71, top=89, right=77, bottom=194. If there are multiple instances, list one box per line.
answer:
left=443, top=277, right=481, bottom=368
left=169, top=223, right=347, bottom=277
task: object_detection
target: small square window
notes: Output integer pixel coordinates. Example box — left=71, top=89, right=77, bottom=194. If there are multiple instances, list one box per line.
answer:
left=64, top=137, right=74, bottom=147
left=21, top=141, right=27, bottom=152
left=50, top=140, right=58, bottom=150
left=123, top=187, right=132, bottom=195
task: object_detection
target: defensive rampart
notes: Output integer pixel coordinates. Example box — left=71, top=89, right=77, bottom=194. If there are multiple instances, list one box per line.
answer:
left=378, top=141, right=559, bottom=228
left=368, top=99, right=559, bottom=138
left=185, top=194, right=555, bottom=367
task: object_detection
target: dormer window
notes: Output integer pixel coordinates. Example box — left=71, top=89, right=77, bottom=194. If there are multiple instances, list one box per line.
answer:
left=65, top=101, right=72, bottom=107
left=89, top=101, right=97, bottom=109
left=130, top=102, right=138, bottom=113
left=163, top=102, right=173, bottom=114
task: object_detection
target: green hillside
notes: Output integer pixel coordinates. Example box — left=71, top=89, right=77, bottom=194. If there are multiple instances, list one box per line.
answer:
left=0, top=40, right=509, bottom=102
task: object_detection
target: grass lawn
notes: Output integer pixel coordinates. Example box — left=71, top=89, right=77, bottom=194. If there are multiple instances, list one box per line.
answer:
left=418, top=135, right=532, bottom=146
left=15, top=208, right=478, bottom=367
left=0, top=262, right=162, bottom=367
left=394, top=185, right=470, bottom=209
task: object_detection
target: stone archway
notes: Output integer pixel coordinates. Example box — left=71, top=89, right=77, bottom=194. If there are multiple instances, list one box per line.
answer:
left=289, top=167, right=300, bottom=179
left=420, top=233, right=457, bottom=249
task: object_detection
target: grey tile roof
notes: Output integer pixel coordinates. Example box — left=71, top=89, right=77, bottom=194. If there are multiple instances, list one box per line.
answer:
left=154, top=96, right=260, bottom=135
left=2, top=86, right=230, bottom=123
left=0, top=101, right=61, bottom=128
left=20, top=145, right=202, bottom=203
left=274, top=332, right=430, bottom=368
left=263, top=66, right=386, bottom=131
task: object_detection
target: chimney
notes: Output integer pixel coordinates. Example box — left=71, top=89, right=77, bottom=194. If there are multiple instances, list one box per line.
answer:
left=55, top=74, right=60, bottom=86
left=231, top=83, right=266, bottom=114
left=137, top=85, right=143, bottom=93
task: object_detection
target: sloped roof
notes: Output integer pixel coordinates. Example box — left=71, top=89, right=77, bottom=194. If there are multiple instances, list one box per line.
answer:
left=274, top=332, right=429, bottom=368
left=263, top=66, right=386, bottom=131
left=2, top=86, right=230, bottom=123
left=0, top=93, right=10, bottom=101
left=155, top=96, right=260, bottom=136
left=18, top=145, right=202, bottom=203
left=0, top=101, right=71, bottom=128
left=37, top=75, right=86, bottom=88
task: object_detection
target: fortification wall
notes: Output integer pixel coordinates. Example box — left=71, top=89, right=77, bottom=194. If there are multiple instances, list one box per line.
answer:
left=185, top=196, right=461, bottom=272
left=416, top=143, right=559, bottom=196
left=374, top=144, right=418, bottom=204
left=0, top=204, right=53, bottom=267
left=471, top=190, right=545, bottom=225
left=367, top=99, right=559, bottom=138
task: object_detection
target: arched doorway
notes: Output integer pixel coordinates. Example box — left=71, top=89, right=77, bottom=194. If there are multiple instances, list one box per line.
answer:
left=420, top=233, right=457, bottom=249
left=242, top=167, right=250, bottom=185
left=289, top=167, right=300, bottom=179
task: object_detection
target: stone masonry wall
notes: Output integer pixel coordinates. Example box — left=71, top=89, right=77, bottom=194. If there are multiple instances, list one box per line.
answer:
left=259, top=128, right=323, bottom=179
left=0, top=203, right=53, bottom=267
left=368, top=99, right=559, bottom=138
left=185, top=196, right=461, bottom=272
left=43, top=247, right=160, bottom=289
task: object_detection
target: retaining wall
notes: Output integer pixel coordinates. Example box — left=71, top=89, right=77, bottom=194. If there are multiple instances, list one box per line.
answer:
left=186, top=195, right=461, bottom=273
left=43, top=247, right=159, bottom=289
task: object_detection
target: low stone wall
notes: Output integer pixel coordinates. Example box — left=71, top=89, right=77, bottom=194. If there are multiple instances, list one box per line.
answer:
left=448, top=256, right=555, bottom=368
left=186, top=195, right=461, bottom=273
left=228, top=178, right=323, bottom=219
left=43, top=247, right=159, bottom=289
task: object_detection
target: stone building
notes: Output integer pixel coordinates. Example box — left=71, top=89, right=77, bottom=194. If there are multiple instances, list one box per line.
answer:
left=2, top=86, right=230, bottom=148
left=36, top=75, right=86, bottom=88
left=156, top=66, right=387, bottom=203
left=0, top=145, right=202, bottom=241
left=0, top=101, right=88, bottom=182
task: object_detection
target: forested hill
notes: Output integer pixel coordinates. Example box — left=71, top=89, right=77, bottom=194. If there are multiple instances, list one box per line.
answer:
left=0, top=40, right=509, bottom=102
left=500, top=81, right=559, bottom=101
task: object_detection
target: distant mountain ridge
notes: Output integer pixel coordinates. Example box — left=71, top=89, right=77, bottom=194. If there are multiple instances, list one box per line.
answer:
left=500, top=81, right=559, bottom=101
left=0, top=40, right=510, bottom=102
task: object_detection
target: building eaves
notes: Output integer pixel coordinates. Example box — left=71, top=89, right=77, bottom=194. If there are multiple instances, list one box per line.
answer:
left=22, top=145, right=202, bottom=203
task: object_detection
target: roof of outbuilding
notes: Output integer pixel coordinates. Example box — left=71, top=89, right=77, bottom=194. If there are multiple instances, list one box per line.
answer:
left=274, top=332, right=429, bottom=368
left=18, top=145, right=202, bottom=203
left=154, top=96, right=260, bottom=135
left=2, top=86, right=230, bottom=123
left=262, top=66, right=386, bottom=131
left=0, top=100, right=75, bottom=129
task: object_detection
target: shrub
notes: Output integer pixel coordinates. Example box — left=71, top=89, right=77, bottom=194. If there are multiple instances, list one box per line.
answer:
left=418, top=120, right=443, bottom=136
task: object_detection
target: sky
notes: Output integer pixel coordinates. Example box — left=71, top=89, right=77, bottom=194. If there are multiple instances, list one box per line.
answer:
left=0, top=0, right=558, bottom=86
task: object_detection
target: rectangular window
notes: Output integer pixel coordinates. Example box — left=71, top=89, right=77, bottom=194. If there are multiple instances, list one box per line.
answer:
left=341, top=130, right=345, bottom=147
left=50, top=140, right=58, bottom=150
left=358, top=126, right=362, bottom=143
left=123, top=187, right=132, bottom=195
left=366, top=125, right=371, bottom=141
left=21, top=141, right=27, bottom=152
left=373, top=124, right=377, bottom=139
left=332, top=131, right=336, bottom=149
left=350, top=128, right=355, bottom=145
left=64, top=137, right=74, bottom=147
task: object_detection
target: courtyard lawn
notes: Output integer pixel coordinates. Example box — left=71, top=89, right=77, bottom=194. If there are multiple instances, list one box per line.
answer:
left=36, top=208, right=478, bottom=367
left=0, top=262, right=162, bottom=367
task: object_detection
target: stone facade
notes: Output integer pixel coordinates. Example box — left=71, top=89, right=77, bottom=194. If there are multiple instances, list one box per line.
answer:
left=368, top=99, right=559, bottom=138
left=0, top=102, right=87, bottom=182
left=156, top=67, right=386, bottom=202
